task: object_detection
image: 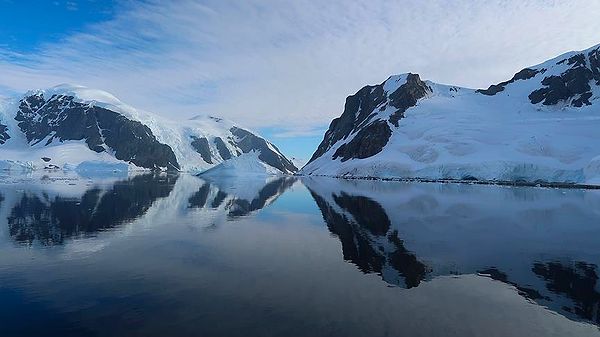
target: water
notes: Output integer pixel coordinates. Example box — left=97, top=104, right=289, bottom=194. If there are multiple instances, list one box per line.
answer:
left=0, top=172, right=599, bottom=337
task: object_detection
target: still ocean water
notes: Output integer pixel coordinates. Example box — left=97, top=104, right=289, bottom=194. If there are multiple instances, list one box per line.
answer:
left=0, top=172, right=599, bottom=336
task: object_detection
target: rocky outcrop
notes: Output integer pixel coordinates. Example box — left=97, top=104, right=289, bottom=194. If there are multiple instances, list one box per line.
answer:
left=388, top=73, right=432, bottom=126
left=16, top=93, right=179, bottom=170
left=0, top=122, right=9, bottom=145
left=332, top=120, right=391, bottom=161
left=190, top=136, right=213, bottom=164
left=477, top=68, right=541, bottom=96
left=303, top=44, right=600, bottom=183
left=214, top=137, right=233, bottom=160
left=308, top=73, right=430, bottom=164
left=529, top=49, right=600, bottom=107
left=1, top=85, right=297, bottom=174
left=230, top=127, right=298, bottom=174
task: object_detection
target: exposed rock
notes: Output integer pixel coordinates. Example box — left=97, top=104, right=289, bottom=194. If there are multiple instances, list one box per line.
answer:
left=309, top=73, right=429, bottom=164
left=15, top=93, right=179, bottom=170
left=388, top=73, right=431, bottom=126
left=529, top=48, right=600, bottom=106
left=190, top=136, right=213, bottom=164
left=590, top=48, right=600, bottom=85
left=477, top=68, right=541, bottom=96
left=0, top=123, right=9, bottom=145
left=214, top=137, right=232, bottom=160
left=332, top=120, right=391, bottom=161
left=309, top=84, right=387, bottom=163
left=230, top=127, right=298, bottom=174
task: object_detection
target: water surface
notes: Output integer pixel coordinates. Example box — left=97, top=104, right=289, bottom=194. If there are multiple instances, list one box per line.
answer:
left=0, top=172, right=599, bottom=336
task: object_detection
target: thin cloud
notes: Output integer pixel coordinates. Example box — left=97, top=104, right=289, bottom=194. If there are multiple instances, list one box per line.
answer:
left=271, top=128, right=328, bottom=139
left=0, top=0, right=599, bottom=130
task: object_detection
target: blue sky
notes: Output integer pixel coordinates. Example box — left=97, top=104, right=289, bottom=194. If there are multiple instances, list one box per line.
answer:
left=0, top=0, right=599, bottom=161
left=0, top=0, right=116, bottom=51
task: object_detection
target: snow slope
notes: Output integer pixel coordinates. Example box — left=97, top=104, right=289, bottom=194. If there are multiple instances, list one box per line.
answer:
left=0, top=85, right=297, bottom=174
left=302, top=44, right=600, bottom=185
left=200, top=151, right=281, bottom=177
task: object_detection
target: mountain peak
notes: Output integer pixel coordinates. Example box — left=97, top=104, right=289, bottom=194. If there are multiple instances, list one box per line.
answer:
left=1, top=85, right=298, bottom=174
left=303, top=43, right=600, bottom=186
left=476, top=43, right=600, bottom=107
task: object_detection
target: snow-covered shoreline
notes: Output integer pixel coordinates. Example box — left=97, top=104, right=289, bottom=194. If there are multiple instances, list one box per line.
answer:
left=296, top=173, right=600, bottom=190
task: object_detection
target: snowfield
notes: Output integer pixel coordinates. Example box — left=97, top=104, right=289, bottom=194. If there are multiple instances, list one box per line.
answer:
left=302, top=44, right=600, bottom=186
left=200, top=151, right=282, bottom=177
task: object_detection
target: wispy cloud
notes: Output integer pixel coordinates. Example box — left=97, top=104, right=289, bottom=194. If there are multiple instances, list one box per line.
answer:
left=0, top=0, right=599, bottom=130
left=270, top=127, right=328, bottom=139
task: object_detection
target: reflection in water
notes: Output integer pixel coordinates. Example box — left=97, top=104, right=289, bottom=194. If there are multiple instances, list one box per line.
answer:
left=304, top=177, right=600, bottom=326
left=309, top=190, right=429, bottom=288
left=6, top=174, right=177, bottom=245
left=478, top=267, right=547, bottom=300
left=0, top=174, right=600, bottom=336
left=189, top=176, right=296, bottom=218
left=533, top=262, right=600, bottom=324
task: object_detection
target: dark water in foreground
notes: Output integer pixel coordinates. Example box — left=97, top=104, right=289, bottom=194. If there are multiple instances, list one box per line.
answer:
left=0, top=172, right=599, bottom=337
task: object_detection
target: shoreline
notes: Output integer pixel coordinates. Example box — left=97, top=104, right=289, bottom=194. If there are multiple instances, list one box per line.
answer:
left=297, top=174, right=600, bottom=190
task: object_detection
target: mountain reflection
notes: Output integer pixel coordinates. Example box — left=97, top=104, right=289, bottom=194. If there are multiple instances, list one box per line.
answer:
left=304, top=177, right=600, bottom=325
left=6, top=174, right=177, bottom=245
left=309, top=189, right=429, bottom=288
left=189, top=176, right=296, bottom=218
left=533, top=262, right=600, bottom=324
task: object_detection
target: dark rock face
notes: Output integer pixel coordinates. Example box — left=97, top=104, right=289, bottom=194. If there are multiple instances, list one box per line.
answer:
left=0, top=122, right=9, bottom=145
left=15, top=93, right=179, bottom=170
left=332, top=120, right=391, bottom=162
left=308, top=73, right=429, bottom=164
left=308, top=85, right=387, bottom=163
left=307, top=188, right=429, bottom=288
left=213, top=137, right=232, bottom=160
left=388, top=73, right=432, bottom=126
left=190, top=136, right=213, bottom=164
left=529, top=47, right=600, bottom=107
left=230, top=127, right=298, bottom=173
left=590, top=48, right=600, bottom=85
left=477, top=68, right=541, bottom=96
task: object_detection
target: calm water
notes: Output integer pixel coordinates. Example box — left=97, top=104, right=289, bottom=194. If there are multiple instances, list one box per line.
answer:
left=0, top=172, right=599, bottom=337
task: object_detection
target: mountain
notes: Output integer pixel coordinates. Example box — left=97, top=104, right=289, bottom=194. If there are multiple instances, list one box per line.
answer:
left=302, top=44, right=600, bottom=185
left=0, top=85, right=297, bottom=174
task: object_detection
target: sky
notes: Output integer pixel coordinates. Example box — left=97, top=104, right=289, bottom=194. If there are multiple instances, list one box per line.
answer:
left=0, top=0, right=599, bottom=160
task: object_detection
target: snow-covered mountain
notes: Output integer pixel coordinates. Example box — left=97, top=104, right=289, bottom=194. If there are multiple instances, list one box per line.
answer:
left=0, top=85, right=297, bottom=174
left=302, top=44, right=600, bottom=185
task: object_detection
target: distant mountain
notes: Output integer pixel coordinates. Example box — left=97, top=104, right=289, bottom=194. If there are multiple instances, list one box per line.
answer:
left=302, top=43, right=600, bottom=185
left=0, top=85, right=297, bottom=174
